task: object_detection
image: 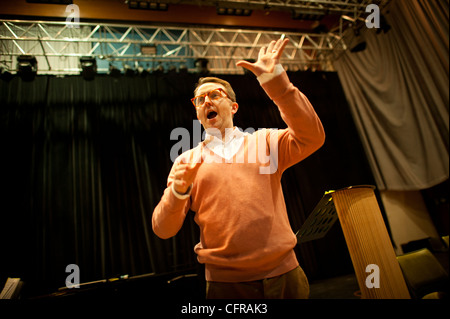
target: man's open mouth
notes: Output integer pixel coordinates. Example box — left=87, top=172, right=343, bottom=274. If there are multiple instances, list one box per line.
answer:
left=207, top=111, right=218, bottom=119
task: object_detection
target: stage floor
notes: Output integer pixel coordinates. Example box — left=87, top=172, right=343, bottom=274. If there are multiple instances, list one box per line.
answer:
left=309, top=273, right=360, bottom=299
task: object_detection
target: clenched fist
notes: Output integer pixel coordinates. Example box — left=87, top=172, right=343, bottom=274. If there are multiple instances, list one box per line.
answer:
left=172, top=145, right=205, bottom=195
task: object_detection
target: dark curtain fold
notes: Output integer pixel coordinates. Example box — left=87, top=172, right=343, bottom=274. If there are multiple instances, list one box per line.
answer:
left=0, top=71, right=375, bottom=297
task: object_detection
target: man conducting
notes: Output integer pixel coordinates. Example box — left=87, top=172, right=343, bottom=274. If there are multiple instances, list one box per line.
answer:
left=152, top=38, right=325, bottom=299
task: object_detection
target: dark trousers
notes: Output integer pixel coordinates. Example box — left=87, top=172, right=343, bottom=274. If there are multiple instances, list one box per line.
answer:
left=206, top=266, right=310, bottom=299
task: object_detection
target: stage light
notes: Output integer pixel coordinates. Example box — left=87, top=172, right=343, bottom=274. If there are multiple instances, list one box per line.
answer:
left=17, top=55, right=38, bottom=81
left=127, top=1, right=169, bottom=11
left=216, top=7, right=252, bottom=16
left=152, top=64, right=165, bottom=74
left=0, top=67, right=13, bottom=82
left=123, top=64, right=136, bottom=76
left=179, top=64, right=188, bottom=74
left=195, top=58, right=209, bottom=75
left=128, top=1, right=138, bottom=9
left=350, top=41, right=367, bottom=53
left=217, top=7, right=226, bottom=15
left=137, top=66, right=150, bottom=77
left=312, top=23, right=329, bottom=34
left=167, top=65, right=177, bottom=74
left=109, top=64, right=121, bottom=77
left=350, top=28, right=367, bottom=53
left=376, top=14, right=391, bottom=34
left=292, top=9, right=325, bottom=20
left=79, top=56, right=97, bottom=80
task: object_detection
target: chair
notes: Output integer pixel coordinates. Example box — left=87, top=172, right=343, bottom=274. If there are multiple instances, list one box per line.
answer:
left=397, top=248, right=449, bottom=299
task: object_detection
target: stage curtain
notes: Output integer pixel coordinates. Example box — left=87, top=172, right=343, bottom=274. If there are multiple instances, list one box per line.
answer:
left=0, top=71, right=374, bottom=297
left=334, top=0, right=449, bottom=191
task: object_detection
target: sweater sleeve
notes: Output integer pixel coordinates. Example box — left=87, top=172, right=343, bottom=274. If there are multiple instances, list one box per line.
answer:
left=260, top=65, right=325, bottom=172
left=152, top=157, right=192, bottom=239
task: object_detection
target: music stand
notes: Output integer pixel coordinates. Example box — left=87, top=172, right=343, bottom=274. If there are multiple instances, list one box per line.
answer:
left=296, top=190, right=338, bottom=244
left=297, top=186, right=411, bottom=299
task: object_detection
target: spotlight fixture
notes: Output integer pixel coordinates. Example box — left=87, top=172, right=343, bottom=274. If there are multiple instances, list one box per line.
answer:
left=216, top=7, right=252, bottom=16
left=153, top=64, right=165, bottom=74
left=350, top=41, right=367, bottom=53
left=123, top=64, right=136, bottom=76
left=0, top=67, right=13, bottom=81
left=292, top=9, right=325, bottom=20
left=137, top=65, right=150, bottom=77
left=376, top=14, right=391, bottom=34
left=179, top=64, right=188, bottom=74
left=195, top=58, right=209, bottom=75
left=17, top=55, right=38, bottom=81
left=128, top=1, right=168, bottom=11
left=350, top=28, right=367, bottom=53
left=312, top=24, right=329, bottom=34
left=109, top=64, right=121, bottom=77
left=79, top=56, right=97, bottom=80
left=167, top=65, right=177, bottom=74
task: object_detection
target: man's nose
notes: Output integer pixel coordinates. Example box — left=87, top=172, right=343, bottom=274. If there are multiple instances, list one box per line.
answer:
left=203, top=95, right=213, bottom=106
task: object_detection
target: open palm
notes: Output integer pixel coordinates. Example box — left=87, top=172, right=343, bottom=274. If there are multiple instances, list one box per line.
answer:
left=236, top=38, right=289, bottom=76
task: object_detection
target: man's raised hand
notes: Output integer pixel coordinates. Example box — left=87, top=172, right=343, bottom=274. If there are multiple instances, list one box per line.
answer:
left=236, top=38, right=289, bottom=76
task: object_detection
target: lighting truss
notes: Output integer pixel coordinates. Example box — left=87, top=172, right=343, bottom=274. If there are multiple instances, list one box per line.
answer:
left=0, top=19, right=351, bottom=74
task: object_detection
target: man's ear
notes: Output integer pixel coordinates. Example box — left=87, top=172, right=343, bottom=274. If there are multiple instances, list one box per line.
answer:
left=231, top=102, right=239, bottom=115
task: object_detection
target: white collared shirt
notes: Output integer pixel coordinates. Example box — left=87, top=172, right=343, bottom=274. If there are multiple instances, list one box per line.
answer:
left=204, top=127, right=246, bottom=161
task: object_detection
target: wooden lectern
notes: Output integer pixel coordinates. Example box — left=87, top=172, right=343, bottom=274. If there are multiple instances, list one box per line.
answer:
left=297, top=185, right=410, bottom=299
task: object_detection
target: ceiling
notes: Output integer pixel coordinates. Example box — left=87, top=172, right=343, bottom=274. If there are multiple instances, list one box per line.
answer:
left=0, top=0, right=386, bottom=31
left=0, top=0, right=391, bottom=74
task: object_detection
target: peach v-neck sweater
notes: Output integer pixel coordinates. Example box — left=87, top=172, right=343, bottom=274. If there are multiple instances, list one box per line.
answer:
left=152, top=69, right=325, bottom=282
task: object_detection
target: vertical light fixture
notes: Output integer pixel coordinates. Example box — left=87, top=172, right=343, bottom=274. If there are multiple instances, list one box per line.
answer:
left=17, top=55, right=38, bottom=81
left=79, top=56, right=97, bottom=80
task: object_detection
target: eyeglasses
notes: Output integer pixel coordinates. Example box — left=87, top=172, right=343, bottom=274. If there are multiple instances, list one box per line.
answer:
left=191, top=88, right=229, bottom=108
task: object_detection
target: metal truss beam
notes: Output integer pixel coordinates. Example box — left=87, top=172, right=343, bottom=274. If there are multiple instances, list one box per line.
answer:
left=1, top=19, right=349, bottom=74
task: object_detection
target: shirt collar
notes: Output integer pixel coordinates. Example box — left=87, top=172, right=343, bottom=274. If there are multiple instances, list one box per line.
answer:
left=204, top=127, right=244, bottom=146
